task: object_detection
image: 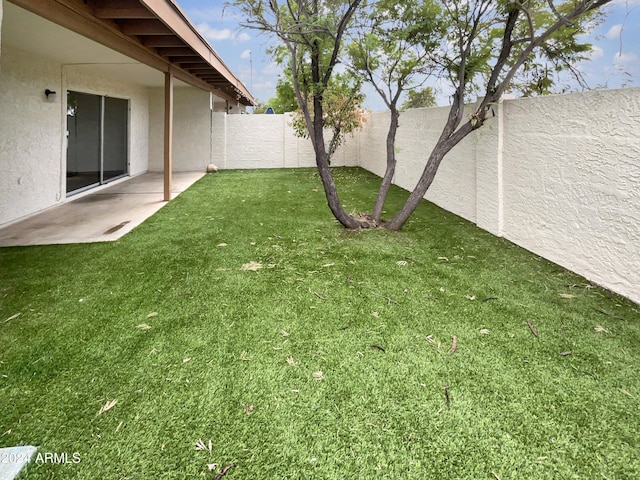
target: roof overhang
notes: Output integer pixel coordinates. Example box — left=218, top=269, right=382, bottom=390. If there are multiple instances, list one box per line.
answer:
left=6, top=0, right=256, bottom=106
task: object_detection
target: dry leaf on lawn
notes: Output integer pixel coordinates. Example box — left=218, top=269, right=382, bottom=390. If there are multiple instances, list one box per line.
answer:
left=480, top=328, right=490, bottom=335
left=195, top=439, right=212, bottom=453
left=241, top=261, right=263, bottom=271
left=97, top=399, right=118, bottom=416
left=183, top=357, right=191, bottom=363
left=146, top=312, right=158, bottom=318
left=559, top=293, right=575, bottom=299
left=244, top=404, right=254, bottom=414
left=594, top=325, right=611, bottom=334
left=207, top=463, right=219, bottom=471
left=217, top=243, right=228, bottom=247
left=3, top=313, right=21, bottom=324
left=137, top=324, right=152, bottom=330
left=313, top=371, right=324, bottom=381
left=396, top=260, right=408, bottom=266
left=286, top=357, right=297, bottom=366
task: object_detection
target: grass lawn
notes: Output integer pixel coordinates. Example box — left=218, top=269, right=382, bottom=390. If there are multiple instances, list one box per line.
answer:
left=1, top=167, right=638, bottom=479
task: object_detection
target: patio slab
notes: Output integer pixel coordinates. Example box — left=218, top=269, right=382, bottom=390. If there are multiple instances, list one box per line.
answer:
left=0, top=172, right=206, bottom=247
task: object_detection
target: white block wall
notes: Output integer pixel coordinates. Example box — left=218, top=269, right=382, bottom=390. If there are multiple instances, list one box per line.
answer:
left=500, top=91, right=640, bottom=303
left=214, top=113, right=360, bottom=169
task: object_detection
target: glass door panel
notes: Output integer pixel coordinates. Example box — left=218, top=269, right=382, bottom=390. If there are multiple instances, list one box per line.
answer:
left=66, top=92, right=129, bottom=195
left=103, top=97, right=128, bottom=183
left=66, top=91, right=101, bottom=194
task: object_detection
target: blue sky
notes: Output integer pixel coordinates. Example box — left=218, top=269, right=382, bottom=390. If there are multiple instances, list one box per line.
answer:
left=178, top=0, right=640, bottom=111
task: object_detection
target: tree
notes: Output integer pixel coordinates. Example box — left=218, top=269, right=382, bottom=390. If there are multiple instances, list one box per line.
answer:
left=401, top=87, right=437, bottom=110
left=348, top=0, right=442, bottom=224
left=290, top=73, right=367, bottom=160
left=384, top=0, right=611, bottom=230
left=234, top=0, right=612, bottom=231
left=232, top=0, right=367, bottom=229
left=257, top=76, right=299, bottom=113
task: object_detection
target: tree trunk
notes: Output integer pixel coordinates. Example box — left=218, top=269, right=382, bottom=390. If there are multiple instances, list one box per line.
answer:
left=316, top=151, right=361, bottom=229
left=371, top=107, right=400, bottom=224
left=384, top=143, right=448, bottom=231
left=310, top=54, right=360, bottom=230
left=385, top=112, right=479, bottom=231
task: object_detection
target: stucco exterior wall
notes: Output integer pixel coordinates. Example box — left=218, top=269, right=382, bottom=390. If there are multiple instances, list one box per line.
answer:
left=0, top=47, right=64, bottom=226
left=357, top=90, right=639, bottom=304
left=0, top=44, right=151, bottom=227
left=148, top=86, right=212, bottom=172
left=374, top=107, right=479, bottom=224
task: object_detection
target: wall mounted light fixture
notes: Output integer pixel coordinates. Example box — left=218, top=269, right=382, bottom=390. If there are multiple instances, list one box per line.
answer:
left=44, top=89, right=57, bottom=102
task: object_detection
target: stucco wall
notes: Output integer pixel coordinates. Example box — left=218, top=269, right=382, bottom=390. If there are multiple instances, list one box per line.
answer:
left=500, top=90, right=640, bottom=303
left=214, top=112, right=360, bottom=169
left=361, top=108, right=480, bottom=224
left=0, top=45, right=151, bottom=227
left=148, top=86, right=212, bottom=172
left=0, top=47, right=64, bottom=226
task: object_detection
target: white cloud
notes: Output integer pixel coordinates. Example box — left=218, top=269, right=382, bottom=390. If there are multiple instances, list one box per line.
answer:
left=196, top=23, right=251, bottom=43
left=236, top=32, right=251, bottom=42
left=197, top=23, right=232, bottom=41
left=588, top=45, right=605, bottom=60
left=240, top=49, right=252, bottom=59
left=613, top=51, right=639, bottom=64
left=605, top=24, right=624, bottom=40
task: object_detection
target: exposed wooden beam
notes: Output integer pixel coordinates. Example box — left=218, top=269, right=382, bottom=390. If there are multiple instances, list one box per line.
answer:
left=95, top=7, right=155, bottom=19
left=170, top=56, right=206, bottom=63
left=11, top=0, right=168, bottom=72
left=185, top=68, right=215, bottom=73
left=141, top=35, right=185, bottom=47
left=155, top=47, right=195, bottom=56
left=164, top=70, right=173, bottom=202
left=119, top=19, right=172, bottom=35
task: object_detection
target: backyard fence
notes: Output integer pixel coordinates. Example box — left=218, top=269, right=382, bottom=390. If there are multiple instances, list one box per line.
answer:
left=212, top=87, right=640, bottom=305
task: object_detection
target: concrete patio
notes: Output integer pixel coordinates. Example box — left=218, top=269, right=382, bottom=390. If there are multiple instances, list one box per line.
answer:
left=0, top=171, right=205, bottom=247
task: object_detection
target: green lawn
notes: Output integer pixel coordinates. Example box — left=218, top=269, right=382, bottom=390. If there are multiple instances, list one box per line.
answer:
left=1, top=167, right=638, bottom=479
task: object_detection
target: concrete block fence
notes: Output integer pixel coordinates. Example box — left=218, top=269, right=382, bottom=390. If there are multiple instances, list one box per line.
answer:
left=212, top=87, right=640, bottom=305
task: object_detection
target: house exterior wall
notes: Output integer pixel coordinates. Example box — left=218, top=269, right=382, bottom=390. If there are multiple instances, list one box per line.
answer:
left=0, top=44, right=150, bottom=227
left=148, top=86, right=212, bottom=172
left=0, top=47, right=65, bottom=226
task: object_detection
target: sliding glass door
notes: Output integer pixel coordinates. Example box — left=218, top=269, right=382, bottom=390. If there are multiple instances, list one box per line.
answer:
left=66, top=91, right=128, bottom=195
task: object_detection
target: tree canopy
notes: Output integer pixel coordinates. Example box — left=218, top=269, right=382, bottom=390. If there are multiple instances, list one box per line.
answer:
left=401, top=87, right=437, bottom=110
left=232, top=0, right=612, bottom=231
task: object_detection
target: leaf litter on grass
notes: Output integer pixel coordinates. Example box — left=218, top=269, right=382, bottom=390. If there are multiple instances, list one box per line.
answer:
left=241, top=261, right=263, bottom=271
left=97, top=399, right=118, bottom=416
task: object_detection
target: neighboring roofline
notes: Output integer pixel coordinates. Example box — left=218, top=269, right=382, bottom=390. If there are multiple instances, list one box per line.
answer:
left=6, top=0, right=257, bottom=106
